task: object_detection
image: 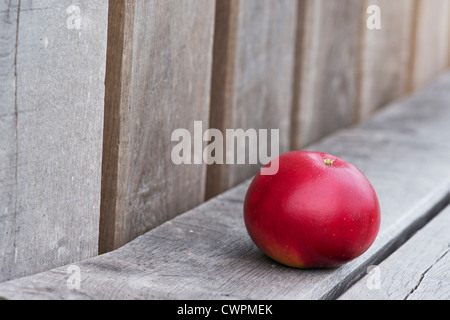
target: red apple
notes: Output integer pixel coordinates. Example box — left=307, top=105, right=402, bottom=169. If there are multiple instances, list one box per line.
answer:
left=243, top=151, right=380, bottom=268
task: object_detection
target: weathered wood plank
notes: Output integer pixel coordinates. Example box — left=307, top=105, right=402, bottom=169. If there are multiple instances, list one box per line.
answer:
left=339, top=205, right=450, bottom=300
left=1, top=72, right=450, bottom=300
left=358, top=0, right=415, bottom=121
left=291, top=0, right=363, bottom=149
left=206, top=0, right=298, bottom=199
left=0, top=0, right=20, bottom=284
left=99, top=0, right=216, bottom=253
left=0, top=0, right=108, bottom=282
left=409, top=0, right=450, bottom=91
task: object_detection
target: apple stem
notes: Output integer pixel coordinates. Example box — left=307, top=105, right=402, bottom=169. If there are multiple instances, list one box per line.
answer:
left=323, top=157, right=336, bottom=167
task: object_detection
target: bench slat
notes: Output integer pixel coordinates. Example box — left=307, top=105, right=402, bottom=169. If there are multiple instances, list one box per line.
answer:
left=1, top=73, right=450, bottom=300
left=339, top=205, right=450, bottom=300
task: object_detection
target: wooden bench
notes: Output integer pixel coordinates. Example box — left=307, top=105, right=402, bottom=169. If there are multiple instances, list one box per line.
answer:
left=1, top=72, right=450, bottom=300
left=339, top=204, right=450, bottom=300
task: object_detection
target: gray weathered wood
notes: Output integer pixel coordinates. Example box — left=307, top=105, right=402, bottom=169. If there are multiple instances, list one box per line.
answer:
left=358, top=0, right=414, bottom=121
left=0, top=0, right=108, bottom=282
left=206, top=0, right=298, bottom=199
left=99, top=0, right=216, bottom=253
left=291, top=0, right=363, bottom=149
left=339, top=205, right=450, bottom=300
left=1, top=72, right=450, bottom=299
left=409, top=0, right=450, bottom=91
left=0, top=0, right=20, bottom=284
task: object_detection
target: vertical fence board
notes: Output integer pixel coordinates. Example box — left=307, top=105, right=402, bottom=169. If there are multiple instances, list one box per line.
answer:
left=0, top=0, right=20, bottom=284
left=410, top=0, right=450, bottom=91
left=206, top=0, right=298, bottom=199
left=0, top=0, right=108, bottom=282
left=291, top=0, right=363, bottom=149
left=359, top=0, right=415, bottom=121
left=99, top=0, right=216, bottom=253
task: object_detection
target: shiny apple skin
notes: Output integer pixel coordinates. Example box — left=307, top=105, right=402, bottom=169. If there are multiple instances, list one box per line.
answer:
left=243, top=151, right=381, bottom=268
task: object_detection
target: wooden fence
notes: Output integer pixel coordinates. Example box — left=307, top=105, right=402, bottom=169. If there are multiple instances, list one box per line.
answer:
left=1, top=0, right=450, bottom=283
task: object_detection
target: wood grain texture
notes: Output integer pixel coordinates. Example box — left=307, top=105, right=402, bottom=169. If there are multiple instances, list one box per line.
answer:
left=358, top=0, right=415, bottom=121
left=0, top=0, right=108, bottom=282
left=99, top=0, right=216, bottom=253
left=409, top=0, right=450, bottom=91
left=339, top=205, right=450, bottom=300
left=0, top=0, right=20, bottom=284
left=291, top=0, right=363, bottom=149
left=206, top=0, right=298, bottom=199
left=2, top=72, right=450, bottom=299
